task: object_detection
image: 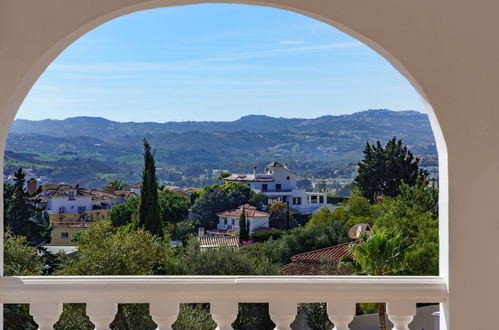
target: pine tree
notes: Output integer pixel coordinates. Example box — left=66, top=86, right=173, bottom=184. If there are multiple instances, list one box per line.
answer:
left=138, top=139, right=162, bottom=237
left=4, top=168, right=51, bottom=245
left=354, top=137, right=426, bottom=202
left=239, top=206, right=250, bottom=243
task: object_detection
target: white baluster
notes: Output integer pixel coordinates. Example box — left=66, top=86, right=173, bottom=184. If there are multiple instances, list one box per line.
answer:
left=211, top=301, right=238, bottom=330
left=30, top=302, right=63, bottom=330
left=150, top=301, right=179, bottom=330
left=327, top=300, right=355, bottom=330
left=86, top=302, right=117, bottom=330
left=269, top=301, right=296, bottom=330
left=386, top=301, right=416, bottom=330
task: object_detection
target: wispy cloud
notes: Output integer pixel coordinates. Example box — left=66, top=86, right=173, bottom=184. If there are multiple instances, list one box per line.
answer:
left=277, top=40, right=305, bottom=45
left=48, top=41, right=363, bottom=75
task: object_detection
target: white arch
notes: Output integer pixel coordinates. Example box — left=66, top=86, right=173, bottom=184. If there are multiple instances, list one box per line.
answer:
left=0, top=0, right=457, bottom=328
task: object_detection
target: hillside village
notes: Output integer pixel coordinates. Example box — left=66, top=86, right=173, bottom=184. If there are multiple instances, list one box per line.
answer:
left=35, top=162, right=338, bottom=249
left=3, top=137, right=439, bottom=329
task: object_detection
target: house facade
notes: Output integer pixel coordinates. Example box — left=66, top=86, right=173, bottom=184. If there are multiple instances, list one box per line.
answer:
left=210, top=204, right=270, bottom=235
left=224, top=162, right=330, bottom=214
left=35, top=184, right=130, bottom=246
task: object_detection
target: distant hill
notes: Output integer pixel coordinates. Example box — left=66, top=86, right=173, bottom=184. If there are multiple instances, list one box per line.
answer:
left=11, top=109, right=432, bottom=139
left=5, top=109, right=437, bottom=188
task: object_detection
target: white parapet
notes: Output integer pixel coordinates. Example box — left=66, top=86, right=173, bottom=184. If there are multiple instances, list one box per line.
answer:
left=0, top=276, right=448, bottom=329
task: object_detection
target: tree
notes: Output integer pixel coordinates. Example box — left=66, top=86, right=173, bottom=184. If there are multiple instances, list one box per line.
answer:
left=138, top=139, right=162, bottom=237
left=375, top=176, right=439, bottom=275
left=54, top=221, right=172, bottom=329
left=108, top=196, right=140, bottom=227
left=102, top=179, right=129, bottom=192
left=268, top=202, right=296, bottom=230
left=217, top=171, right=231, bottom=182
left=158, top=190, right=190, bottom=224
left=4, top=232, right=45, bottom=329
left=261, top=220, right=349, bottom=265
left=239, top=206, right=250, bottom=242
left=191, top=182, right=263, bottom=229
left=191, top=186, right=233, bottom=228
left=345, top=230, right=406, bottom=330
left=354, top=137, right=426, bottom=202
left=4, top=168, right=51, bottom=245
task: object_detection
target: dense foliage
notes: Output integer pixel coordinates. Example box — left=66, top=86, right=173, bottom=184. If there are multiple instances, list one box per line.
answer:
left=3, top=168, right=51, bottom=245
left=191, top=182, right=266, bottom=229
left=354, top=137, right=427, bottom=202
left=2, top=136, right=439, bottom=329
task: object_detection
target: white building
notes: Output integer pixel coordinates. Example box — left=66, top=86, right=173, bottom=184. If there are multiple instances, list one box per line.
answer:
left=36, top=184, right=126, bottom=214
left=224, top=162, right=330, bottom=214
left=209, top=204, right=270, bottom=235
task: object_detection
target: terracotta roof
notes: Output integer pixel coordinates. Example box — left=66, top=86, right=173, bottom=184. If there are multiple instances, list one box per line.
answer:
left=114, top=190, right=138, bottom=200
left=267, top=161, right=285, bottom=167
left=37, top=184, right=125, bottom=202
left=130, top=183, right=142, bottom=188
left=291, top=242, right=354, bottom=263
left=216, top=204, right=270, bottom=218
left=87, top=189, right=123, bottom=201
left=281, top=242, right=355, bottom=275
left=198, top=236, right=239, bottom=248
left=281, top=262, right=322, bottom=276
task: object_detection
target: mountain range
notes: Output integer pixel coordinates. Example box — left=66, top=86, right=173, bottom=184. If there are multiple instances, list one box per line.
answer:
left=5, top=109, right=438, bottom=189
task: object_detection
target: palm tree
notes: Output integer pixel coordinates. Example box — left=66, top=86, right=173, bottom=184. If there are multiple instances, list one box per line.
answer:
left=342, top=230, right=406, bottom=330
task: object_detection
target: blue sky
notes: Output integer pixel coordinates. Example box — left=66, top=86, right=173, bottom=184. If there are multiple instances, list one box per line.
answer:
left=16, top=4, right=424, bottom=122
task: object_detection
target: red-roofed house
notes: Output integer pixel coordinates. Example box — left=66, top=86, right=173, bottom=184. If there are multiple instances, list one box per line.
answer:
left=208, top=204, right=270, bottom=235
left=281, top=242, right=356, bottom=275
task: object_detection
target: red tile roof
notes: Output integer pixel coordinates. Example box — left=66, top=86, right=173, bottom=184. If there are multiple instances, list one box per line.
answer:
left=216, top=204, right=270, bottom=218
left=198, top=236, right=239, bottom=248
left=290, top=241, right=354, bottom=263
left=281, top=242, right=356, bottom=276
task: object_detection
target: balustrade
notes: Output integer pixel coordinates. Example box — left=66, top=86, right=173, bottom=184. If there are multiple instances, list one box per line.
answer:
left=0, top=276, right=447, bottom=330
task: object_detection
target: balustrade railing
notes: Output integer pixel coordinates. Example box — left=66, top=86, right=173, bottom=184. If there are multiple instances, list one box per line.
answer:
left=0, top=276, right=447, bottom=330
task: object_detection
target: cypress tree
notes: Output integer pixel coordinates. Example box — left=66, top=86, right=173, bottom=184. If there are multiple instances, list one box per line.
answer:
left=138, top=139, right=162, bottom=237
left=239, top=206, right=250, bottom=243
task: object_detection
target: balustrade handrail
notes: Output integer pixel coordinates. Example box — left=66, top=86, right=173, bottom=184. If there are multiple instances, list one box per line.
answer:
left=0, top=275, right=448, bottom=304
left=0, top=276, right=448, bottom=329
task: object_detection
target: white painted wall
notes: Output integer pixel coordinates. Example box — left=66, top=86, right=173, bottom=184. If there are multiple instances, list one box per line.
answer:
left=217, top=215, right=269, bottom=232
left=46, top=196, right=93, bottom=214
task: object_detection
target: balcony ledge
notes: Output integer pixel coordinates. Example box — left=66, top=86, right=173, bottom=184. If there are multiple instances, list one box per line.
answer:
left=0, top=275, right=448, bottom=304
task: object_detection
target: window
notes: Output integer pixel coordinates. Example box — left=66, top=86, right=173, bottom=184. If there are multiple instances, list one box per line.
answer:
left=78, top=206, right=86, bottom=213
left=292, top=197, right=302, bottom=205
left=61, top=232, right=69, bottom=239
left=232, top=219, right=235, bottom=225
left=286, top=176, right=290, bottom=180
left=310, top=195, right=318, bottom=204
left=59, top=207, right=66, bottom=214
left=319, top=195, right=324, bottom=203
left=224, top=218, right=227, bottom=225
left=276, top=184, right=281, bottom=191
left=68, top=191, right=75, bottom=200
left=262, top=184, right=268, bottom=192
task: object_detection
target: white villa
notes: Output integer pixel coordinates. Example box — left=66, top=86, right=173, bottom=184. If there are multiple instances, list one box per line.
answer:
left=208, top=204, right=270, bottom=235
left=224, top=162, right=330, bottom=214
left=36, top=184, right=126, bottom=215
